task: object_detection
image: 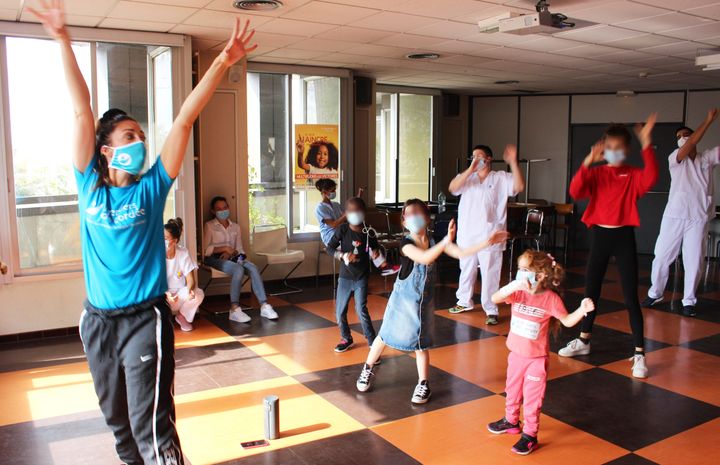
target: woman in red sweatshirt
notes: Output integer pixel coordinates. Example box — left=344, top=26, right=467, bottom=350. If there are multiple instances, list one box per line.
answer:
left=560, top=114, right=658, bottom=379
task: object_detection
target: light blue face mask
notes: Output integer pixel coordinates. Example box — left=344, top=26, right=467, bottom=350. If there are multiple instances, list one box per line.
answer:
left=328, top=191, right=337, bottom=200
left=516, top=270, right=537, bottom=286
left=215, top=209, right=230, bottom=221
left=476, top=158, right=487, bottom=170
left=603, top=149, right=626, bottom=165
left=108, top=140, right=146, bottom=175
left=404, top=215, right=427, bottom=234
left=347, top=211, right=364, bottom=226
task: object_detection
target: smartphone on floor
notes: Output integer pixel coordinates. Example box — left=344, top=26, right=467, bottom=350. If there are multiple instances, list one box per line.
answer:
left=241, top=439, right=270, bottom=449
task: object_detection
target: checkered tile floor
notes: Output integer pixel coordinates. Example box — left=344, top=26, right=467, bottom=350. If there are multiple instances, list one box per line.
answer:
left=1, top=255, right=720, bottom=465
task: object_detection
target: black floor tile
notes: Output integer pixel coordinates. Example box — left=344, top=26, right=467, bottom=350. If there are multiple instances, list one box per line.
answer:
left=175, top=341, right=286, bottom=395
left=218, top=429, right=421, bottom=465
left=563, top=290, right=629, bottom=315
left=207, top=305, right=335, bottom=338
left=0, top=335, right=85, bottom=373
left=294, top=356, right=493, bottom=427
left=351, top=314, right=497, bottom=349
left=603, top=454, right=661, bottom=465
left=273, top=280, right=337, bottom=304
left=542, top=368, right=720, bottom=451
left=679, top=333, right=720, bottom=357
left=652, top=297, right=720, bottom=324
left=550, top=325, right=669, bottom=366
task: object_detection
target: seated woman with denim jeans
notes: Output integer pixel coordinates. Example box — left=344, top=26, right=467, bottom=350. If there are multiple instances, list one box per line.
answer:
left=202, top=196, right=278, bottom=323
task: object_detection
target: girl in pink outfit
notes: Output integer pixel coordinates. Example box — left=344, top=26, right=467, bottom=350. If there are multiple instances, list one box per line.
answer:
left=488, top=250, right=595, bottom=455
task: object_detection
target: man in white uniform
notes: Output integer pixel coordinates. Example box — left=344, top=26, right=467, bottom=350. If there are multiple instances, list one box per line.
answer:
left=448, top=144, right=525, bottom=325
left=643, top=108, right=719, bottom=317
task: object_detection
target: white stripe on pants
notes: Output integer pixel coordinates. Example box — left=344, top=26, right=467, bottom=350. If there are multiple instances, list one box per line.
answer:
left=648, top=216, right=707, bottom=306
left=456, top=247, right=503, bottom=316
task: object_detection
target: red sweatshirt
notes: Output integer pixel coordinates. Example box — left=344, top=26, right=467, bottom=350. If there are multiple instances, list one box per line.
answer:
left=569, top=146, right=658, bottom=227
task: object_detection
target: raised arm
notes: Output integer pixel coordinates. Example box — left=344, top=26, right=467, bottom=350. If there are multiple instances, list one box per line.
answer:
left=30, top=0, right=94, bottom=172
left=161, top=18, right=257, bottom=179
left=569, top=140, right=603, bottom=200
left=449, top=157, right=480, bottom=195
left=296, top=140, right=311, bottom=173
left=444, top=220, right=509, bottom=259
left=558, top=298, right=595, bottom=327
left=634, top=113, right=659, bottom=194
left=503, top=144, right=524, bottom=195
left=677, top=109, right=718, bottom=163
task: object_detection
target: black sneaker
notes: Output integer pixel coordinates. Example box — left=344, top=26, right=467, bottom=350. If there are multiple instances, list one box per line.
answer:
left=511, top=434, right=537, bottom=455
left=487, top=417, right=521, bottom=435
left=682, top=305, right=697, bottom=317
left=411, top=380, right=431, bottom=404
left=334, top=339, right=354, bottom=353
left=641, top=296, right=663, bottom=308
left=356, top=363, right=375, bottom=392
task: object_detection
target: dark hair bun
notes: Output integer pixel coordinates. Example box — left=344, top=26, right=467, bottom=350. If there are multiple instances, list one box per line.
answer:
left=164, top=217, right=184, bottom=240
left=100, top=108, right=128, bottom=123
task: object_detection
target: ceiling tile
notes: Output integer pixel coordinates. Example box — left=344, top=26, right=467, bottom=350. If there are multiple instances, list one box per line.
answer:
left=429, top=40, right=501, bottom=55
left=349, top=11, right=440, bottom=32
left=320, top=26, right=393, bottom=43
left=256, top=18, right=337, bottom=37
left=449, top=2, right=535, bottom=25
left=632, top=0, right=720, bottom=10
left=262, top=47, right=327, bottom=59
left=108, top=1, right=197, bottom=23
left=20, top=8, right=102, bottom=26
left=250, top=31, right=305, bottom=48
left=662, top=22, right=720, bottom=40
left=553, top=44, right=626, bottom=58
left=291, top=37, right=358, bottom=52
left=566, top=1, right=668, bottom=24
left=281, top=1, right=378, bottom=25
left=554, top=24, right=645, bottom=43
left=0, top=8, right=15, bottom=20
left=386, top=0, right=501, bottom=20
left=329, top=0, right=393, bottom=9
left=372, top=33, right=447, bottom=49
left=342, top=43, right=412, bottom=58
left=183, top=9, right=271, bottom=28
left=170, top=23, right=234, bottom=40
left=605, top=33, right=680, bottom=49
left=127, top=0, right=211, bottom=7
left=22, top=0, right=117, bottom=17
left=99, top=18, right=173, bottom=32
left=686, top=3, right=720, bottom=20
left=192, top=38, right=224, bottom=50
left=617, top=12, right=712, bottom=33
left=435, top=54, right=496, bottom=67
left=639, top=40, right=708, bottom=57
left=510, top=36, right=584, bottom=52
left=408, top=20, right=483, bottom=40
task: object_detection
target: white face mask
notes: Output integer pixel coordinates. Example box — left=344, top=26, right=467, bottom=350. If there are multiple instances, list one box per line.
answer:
left=678, top=136, right=689, bottom=148
left=347, top=211, right=364, bottom=226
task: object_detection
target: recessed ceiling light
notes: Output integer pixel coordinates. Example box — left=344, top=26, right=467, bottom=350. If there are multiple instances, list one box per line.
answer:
left=494, top=80, right=519, bottom=85
left=406, top=52, right=440, bottom=60
left=233, top=0, right=283, bottom=11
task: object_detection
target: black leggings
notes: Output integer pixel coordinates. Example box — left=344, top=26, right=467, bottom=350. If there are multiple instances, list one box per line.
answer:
left=582, top=226, right=644, bottom=349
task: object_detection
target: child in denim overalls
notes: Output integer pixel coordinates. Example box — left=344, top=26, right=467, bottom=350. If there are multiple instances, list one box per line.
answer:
left=356, top=198, right=508, bottom=404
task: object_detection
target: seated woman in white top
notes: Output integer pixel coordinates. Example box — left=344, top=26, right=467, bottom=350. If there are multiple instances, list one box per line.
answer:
left=203, top=196, right=278, bottom=323
left=165, top=218, right=204, bottom=332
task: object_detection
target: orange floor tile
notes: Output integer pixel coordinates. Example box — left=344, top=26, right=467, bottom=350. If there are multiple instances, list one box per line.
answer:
left=636, top=418, right=720, bottom=465
left=298, top=294, right=389, bottom=324
left=594, top=308, right=720, bottom=345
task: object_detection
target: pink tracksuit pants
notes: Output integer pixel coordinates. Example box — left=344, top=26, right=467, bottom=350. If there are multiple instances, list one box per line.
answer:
left=504, top=351, right=549, bottom=437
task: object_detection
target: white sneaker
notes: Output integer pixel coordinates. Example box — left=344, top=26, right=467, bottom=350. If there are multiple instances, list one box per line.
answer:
left=229, top=308, right=251, bottom=323
left=631, top=354, right=648, bottom=379
left=260, top=303, right=278, bottom=320
left=558, top=338, right=591, bottom=357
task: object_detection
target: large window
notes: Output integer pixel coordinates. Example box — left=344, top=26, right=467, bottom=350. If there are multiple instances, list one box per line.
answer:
left=3, top=36, right=177, bottom=274
left=375, top=90, right=434, bottom=205
left=247, top=70, right=343, bottom=237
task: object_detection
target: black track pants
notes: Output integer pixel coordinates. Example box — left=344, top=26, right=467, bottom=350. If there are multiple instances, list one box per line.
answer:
left=80, top=298, right=183, bottom=465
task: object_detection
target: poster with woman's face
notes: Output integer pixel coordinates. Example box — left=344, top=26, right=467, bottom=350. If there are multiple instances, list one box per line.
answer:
left=294, top=124, right=339, bottom=190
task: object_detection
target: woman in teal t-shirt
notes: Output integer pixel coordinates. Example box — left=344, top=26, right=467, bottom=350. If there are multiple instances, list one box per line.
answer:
left=30, top=2, right=257, bottom=463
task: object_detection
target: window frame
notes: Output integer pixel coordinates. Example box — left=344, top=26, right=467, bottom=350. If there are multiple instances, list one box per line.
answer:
left=246, top=62, right=353, bottom=243
left=0, top=23, right=193, bottom=283
left=375, top=84, right=441, bottom=206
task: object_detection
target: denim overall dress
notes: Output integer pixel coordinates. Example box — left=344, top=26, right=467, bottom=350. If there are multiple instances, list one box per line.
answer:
left=378, top=238, right=436, bottom=351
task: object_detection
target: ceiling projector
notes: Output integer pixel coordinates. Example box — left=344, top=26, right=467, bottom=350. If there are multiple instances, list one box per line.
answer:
left=479, top=0, right=576, bottom=35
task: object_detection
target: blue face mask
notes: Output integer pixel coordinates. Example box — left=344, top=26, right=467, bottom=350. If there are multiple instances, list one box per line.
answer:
left=476, top=158, right=487, bottom=170
left=603, top=149, right=626, bottom=165
left=404, top=215, right=426, bottom=234
left=516, top=270, right=537, bottom=286
left=328, top=192, right=337, bottom=200
left=347, top=211, right=364, bottom=226
left=215, top=209, right=230, bottom=221
left=108, top=141, right=146, bottom=175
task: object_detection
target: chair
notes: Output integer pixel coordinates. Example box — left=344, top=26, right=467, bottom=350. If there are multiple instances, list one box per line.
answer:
left=553, top=203, right=574, bottom=264
left=199, top=263, right=251, bottom=311
left=507, top=209, right=545, bottom=281
left=316, top=242, right=337, bottom=299
left=387, top=211, right=404, bottom=236
left=253, top=225, right=305, bottom=295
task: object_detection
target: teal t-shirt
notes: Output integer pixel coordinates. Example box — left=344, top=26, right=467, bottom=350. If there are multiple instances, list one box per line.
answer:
left=74, top=157, right=175, bottom=309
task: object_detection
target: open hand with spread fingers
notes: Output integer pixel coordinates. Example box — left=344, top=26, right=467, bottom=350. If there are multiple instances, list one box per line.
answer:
left=28, top=0, right=68, bottom=40
left=634, top=112, right=657, bottom=149
left=219, top=17, right=258, bottom=67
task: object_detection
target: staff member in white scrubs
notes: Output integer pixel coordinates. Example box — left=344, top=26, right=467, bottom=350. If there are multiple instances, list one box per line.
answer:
left=644, top=108, right=719, bottom=317
left=448, top=144, right=525, bottom=325
left=165, top=218, right=204, bottom=332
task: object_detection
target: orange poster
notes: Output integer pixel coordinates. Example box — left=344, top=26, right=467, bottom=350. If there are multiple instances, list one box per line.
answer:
left=294, top=124, right=339, bottom=190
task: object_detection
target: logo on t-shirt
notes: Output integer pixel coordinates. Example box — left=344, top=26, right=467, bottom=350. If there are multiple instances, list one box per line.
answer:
left=513, top=303, right=546, bottom=318
left=85, top=201, right=147, bottom=230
